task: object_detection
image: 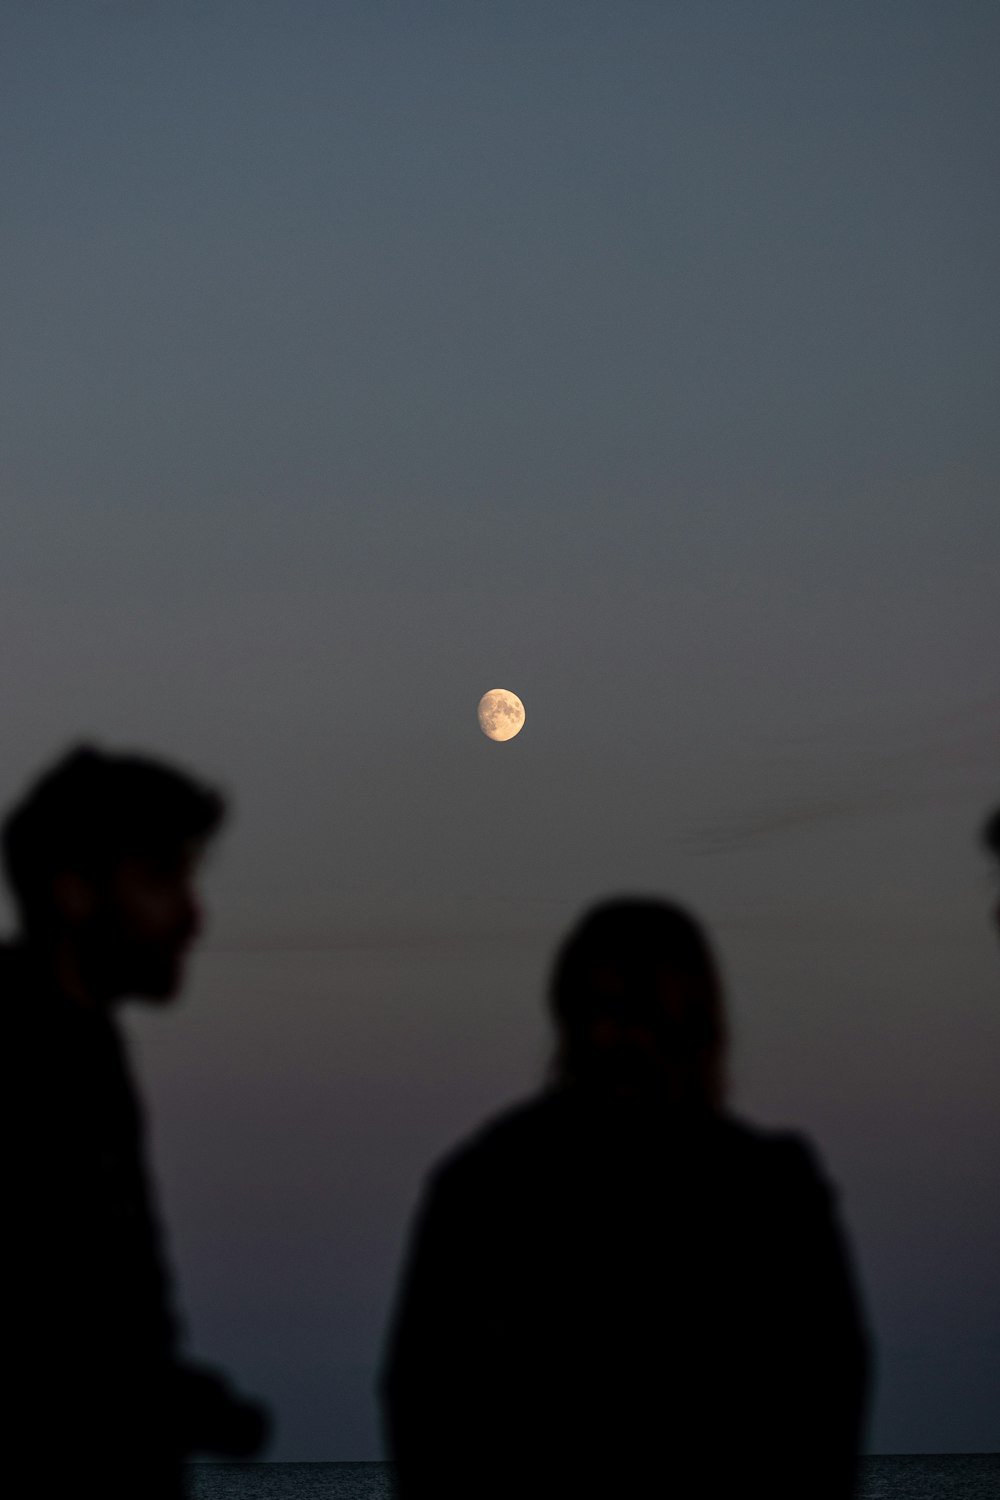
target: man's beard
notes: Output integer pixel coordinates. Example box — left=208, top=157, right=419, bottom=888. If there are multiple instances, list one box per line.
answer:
left=78, top=914, right=189, bottom=1003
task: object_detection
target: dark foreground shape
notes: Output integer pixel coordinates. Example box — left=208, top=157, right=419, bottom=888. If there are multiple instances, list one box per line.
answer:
left=383, top=899, right=869, bottom=1500
left=2, top=747, right=267, bottom=1498
left=984, top=804, right=1000, bottom=939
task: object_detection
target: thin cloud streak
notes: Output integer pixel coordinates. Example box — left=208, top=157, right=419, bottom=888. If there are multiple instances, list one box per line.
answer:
left=678, top=696, right=999, bottom=854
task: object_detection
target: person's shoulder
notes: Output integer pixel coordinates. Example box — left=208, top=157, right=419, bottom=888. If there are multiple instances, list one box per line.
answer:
left=426, top=1093, right=564, bottom=1195
left=718, top=1113, right=835, bottom=1201
left=440, top=1092, right=561, bottom=1167
left=0, top=942, right=59, bottom=1012
left=0, top=942, right=25, bottom=992
left=0, top=943, right=40, bottom=1033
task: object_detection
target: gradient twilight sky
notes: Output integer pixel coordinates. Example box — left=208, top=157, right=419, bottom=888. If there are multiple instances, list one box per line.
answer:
left=2, top=0, right=998, bottom=1459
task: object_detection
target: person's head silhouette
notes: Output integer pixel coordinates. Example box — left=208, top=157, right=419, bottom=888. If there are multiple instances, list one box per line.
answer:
left=549, top=897, right=726, bottom=1108
left=2, top=744, right=225, bottom=1006
left=984, top=805, right=1000, bottom=939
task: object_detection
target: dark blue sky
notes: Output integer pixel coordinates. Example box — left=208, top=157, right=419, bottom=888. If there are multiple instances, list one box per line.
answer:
left=1, top=0, right=998, bottom=1457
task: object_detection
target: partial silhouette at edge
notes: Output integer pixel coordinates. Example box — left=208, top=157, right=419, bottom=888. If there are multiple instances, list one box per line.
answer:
left=984, top=804, right=1000, bottom=940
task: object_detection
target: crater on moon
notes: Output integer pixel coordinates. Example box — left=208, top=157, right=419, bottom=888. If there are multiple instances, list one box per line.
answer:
left=478, top=689, right=525, bottom=742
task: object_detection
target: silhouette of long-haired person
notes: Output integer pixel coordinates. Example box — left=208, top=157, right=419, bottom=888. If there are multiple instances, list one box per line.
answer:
left=383, top=898, right=869, bottom=1500
left=1, top=746, right=268, bottom=1498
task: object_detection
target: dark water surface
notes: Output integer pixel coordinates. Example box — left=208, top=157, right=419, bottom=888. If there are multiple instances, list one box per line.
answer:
left=189, top=1467, right=390, bottom=1499
left=859, top=1455, right=1000, bottom=1498
left=188, top=1455, right=1000, bottom=1498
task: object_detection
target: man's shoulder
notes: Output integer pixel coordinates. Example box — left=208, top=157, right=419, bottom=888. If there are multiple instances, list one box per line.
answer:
left=0, top=943, right=135, bottom=1106
left=0, top=942, right=64, bottom=1017
left=0, top=943, right=44, bottom=1043
left=0, top=941, right=28, bottom=991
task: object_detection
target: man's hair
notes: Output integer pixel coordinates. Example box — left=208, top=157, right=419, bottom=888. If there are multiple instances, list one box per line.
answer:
left=984, top=806, right=1000, bottom=858
left=2, top=745, right=226, bottom=929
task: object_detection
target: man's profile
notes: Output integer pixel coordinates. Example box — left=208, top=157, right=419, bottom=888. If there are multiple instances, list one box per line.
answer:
left=1, top=745, right=267, bottom=1498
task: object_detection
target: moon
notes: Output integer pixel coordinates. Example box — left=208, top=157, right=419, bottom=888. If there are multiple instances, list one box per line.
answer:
left=478, top=688, right=525, bottom=742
